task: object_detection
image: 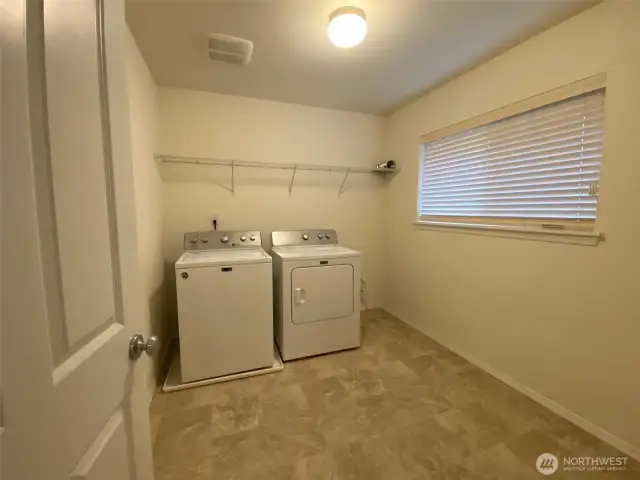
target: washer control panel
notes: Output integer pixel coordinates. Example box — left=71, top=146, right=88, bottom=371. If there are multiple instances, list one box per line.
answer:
left=272, top=229, right=338, bottom=247
left=184, top=231, right=262, bottom=250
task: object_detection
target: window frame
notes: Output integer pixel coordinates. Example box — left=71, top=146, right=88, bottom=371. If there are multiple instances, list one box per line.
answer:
left=415, top=75, right=606, bottom=246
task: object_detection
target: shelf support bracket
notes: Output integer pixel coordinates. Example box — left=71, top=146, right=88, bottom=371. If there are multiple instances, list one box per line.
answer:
left=339, top=168, right=351, bottom=195
left=230, top=162, right=235, bottom=195
left=288, top=165, right=297, bottom=196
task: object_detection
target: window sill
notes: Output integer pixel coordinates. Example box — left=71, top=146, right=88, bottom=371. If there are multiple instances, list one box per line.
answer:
left=413, top=221, right=603, bottom=246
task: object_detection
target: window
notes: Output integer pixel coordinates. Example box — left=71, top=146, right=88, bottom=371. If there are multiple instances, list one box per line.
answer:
left=417, top=86, right=605, bottom=233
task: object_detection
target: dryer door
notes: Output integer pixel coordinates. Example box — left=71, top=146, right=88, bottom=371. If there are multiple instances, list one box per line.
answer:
left=291, top=264, right=354, bottom=324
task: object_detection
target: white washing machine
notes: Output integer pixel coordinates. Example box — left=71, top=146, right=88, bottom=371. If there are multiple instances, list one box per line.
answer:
left=271, top=229, right=361, bottom=361
left=175, top=230, right=273, bottom=383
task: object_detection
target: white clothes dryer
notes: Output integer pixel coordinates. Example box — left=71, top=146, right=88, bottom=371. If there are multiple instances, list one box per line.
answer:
left=271, top=229, right=360, bottom=361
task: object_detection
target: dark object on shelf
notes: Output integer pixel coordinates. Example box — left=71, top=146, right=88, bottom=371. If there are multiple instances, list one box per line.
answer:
left=376, top=160, right=397, bottom=170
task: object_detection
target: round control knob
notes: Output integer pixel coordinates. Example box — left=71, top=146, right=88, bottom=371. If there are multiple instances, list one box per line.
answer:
left=302, top=233, right=310, bottom=241
left=189, top=239, right=197, bottom=245
left=325, top=233, right=331, bottom=239
left=220, top=235, right=229, bottom=244
left=250, top=235, right=256, bottom=241
left=318, top=233, right=324, bottom=239
left=240, top=235, right=247, bottom=242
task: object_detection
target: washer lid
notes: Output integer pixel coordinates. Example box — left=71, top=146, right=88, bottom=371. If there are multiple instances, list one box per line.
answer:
left=271, top=245, right=360, bottom=261
left=176, top=248, right=271, bottom=268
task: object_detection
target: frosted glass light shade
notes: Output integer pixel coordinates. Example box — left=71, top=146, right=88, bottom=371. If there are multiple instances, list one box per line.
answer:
left=328, top=7, right=367, bottom=48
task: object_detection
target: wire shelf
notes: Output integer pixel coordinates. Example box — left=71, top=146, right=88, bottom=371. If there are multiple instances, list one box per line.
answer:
left=154, top=154, right=400, bottom=195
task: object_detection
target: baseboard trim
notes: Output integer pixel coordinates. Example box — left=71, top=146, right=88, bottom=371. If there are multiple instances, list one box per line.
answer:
left=384, top=308, right=640, bottom=462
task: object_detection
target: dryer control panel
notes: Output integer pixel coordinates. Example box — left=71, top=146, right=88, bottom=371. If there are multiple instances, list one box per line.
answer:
left=184, top=231, right=262, bottom=250
left=272, top=229, right=338, bottom=247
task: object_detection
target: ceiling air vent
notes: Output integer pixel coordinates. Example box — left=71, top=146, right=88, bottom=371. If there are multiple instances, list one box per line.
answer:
left=208, top=33, right=253, bottom=66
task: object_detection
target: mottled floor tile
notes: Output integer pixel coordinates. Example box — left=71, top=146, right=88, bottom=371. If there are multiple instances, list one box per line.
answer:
left=150, top=383, right=222, bottom=415
left=228, top=464, right=296, bottom=480
left=437, top=373, right=491, bottom=408
left=211, top=379, right=312, bottom=431
left=437, top=350, right=477, bottom=374
left=466, top=443, right=540, bottom=480
left=478, top=390, right=546, bottom=437
left=301, top=376, right=350, bottom=412
left=264, top=416, right=328, bottom=461
left=506, top=429, right=570, bottom=473
left=435, top=407, right=480, bottom=435
left=211, top=417, right=327, bottom=479
left=400, top=353, right=450, bottom=381
left=154, top=406, right=212, bottom=479
left=336, top=367, right=386, bottom=399
left=373, top=359, right=421, bottom=385
left=210, top=428, right=268, bottom=479
left=332, top=436, right=414, bottom=480
left=307, top=344, right=385, bottom=375
left=386, top=419, right=485, bottom=479
left=315, top=400, right=371, bottom=447
left=355, top=386, right=449, bottom=435
left=260, top=383, right=312, bottom=423
left=156, top=455, right=212, bottom=480
left=210, top=392, right=263, bottom=438
left=293, top=449, right=343, bottom=480
left=151, top=309, right=636, bottom=479
left=398, top=416, right=482, bottom=464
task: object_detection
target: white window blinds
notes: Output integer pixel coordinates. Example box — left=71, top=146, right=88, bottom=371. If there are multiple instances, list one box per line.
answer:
left=418, top=89, right=605, bottom=227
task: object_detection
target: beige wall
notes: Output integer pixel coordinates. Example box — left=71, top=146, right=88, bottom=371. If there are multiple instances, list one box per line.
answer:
left=157, top=88, right=387, bottom=337
left=384, top=2, right=640, bottom=457
left=125, top=29, right=165, bottom=384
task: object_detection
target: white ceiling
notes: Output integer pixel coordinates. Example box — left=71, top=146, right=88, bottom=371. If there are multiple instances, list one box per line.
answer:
left=126, top=0, right=594, bottom=114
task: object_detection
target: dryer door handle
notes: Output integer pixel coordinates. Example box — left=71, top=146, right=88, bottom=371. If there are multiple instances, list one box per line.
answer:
left=294, top=287, right=306, bottom=305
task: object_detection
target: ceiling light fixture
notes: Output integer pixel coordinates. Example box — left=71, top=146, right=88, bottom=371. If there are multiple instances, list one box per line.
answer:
left=327, top=6, right=367, bottom=49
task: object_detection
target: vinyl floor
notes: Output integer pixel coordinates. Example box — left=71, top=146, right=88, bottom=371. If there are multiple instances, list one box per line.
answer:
left=150, top=309, right=639, bottom=479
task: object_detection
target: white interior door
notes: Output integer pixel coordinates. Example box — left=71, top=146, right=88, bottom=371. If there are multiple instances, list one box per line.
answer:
left=291, top=265, right=354, bottom=324
left=1, top=1, right=154, bottom=479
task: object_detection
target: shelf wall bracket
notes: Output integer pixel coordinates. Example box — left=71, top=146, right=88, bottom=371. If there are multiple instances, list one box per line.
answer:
left=289, top=165, right=297, bottom=196
left=338, top=168, right=351, bottom=195
left=231, top=162, right=235, bottom=195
